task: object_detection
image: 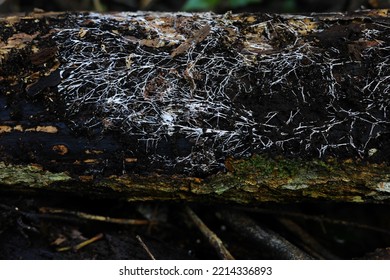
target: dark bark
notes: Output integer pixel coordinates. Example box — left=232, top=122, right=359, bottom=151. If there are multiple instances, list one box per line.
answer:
left=1, top=10, right=390, bottom=203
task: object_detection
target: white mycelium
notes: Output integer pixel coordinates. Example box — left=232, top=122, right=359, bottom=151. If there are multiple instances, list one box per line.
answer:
left=54, top=12, right=390, bottom=173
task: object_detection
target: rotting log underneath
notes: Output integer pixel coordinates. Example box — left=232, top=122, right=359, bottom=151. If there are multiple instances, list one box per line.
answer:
left=1, top=10, right=390, bottom=203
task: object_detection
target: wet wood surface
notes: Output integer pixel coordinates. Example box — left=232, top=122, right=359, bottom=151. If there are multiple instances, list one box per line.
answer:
left=1, top=10, right=390, bottom=203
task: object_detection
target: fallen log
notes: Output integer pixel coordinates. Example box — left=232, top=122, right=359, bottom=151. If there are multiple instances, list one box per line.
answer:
left=1, top=10, right=390, bottom=204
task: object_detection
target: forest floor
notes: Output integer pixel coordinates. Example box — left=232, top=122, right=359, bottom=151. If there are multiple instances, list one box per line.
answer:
left=1, top=192, right=390, bottom=259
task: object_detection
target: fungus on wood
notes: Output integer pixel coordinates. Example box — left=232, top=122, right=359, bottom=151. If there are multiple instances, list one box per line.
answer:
left=1, top=10, right=390, bottom=203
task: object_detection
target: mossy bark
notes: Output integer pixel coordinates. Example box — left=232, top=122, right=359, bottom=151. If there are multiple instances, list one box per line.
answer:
left=1, top=156, right=390, bottom=204
left=1, top=10, right=390, bottom=204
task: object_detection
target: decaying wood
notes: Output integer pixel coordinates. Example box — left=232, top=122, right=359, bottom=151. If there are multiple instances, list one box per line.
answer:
left=217, top=210, right=313, bottom=259
left=1, top=10, right=390, bottom=204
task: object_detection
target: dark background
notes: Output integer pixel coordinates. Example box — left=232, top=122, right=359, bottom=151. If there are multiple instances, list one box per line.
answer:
left=1, top=0, right=390, bottom=14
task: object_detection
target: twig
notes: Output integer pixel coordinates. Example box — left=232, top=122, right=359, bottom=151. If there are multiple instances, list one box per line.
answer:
left=136, top=235, right=156, bottom=260
left=185, top=206, right=234, bottom=260
left=39, top=207, right=150, bottom=225
left=217, top=210, right=313, bottom=260
left=57, top=233, right=104, bottom=252
left=239, top=207, right=390, bottom=235
left=278, top=217, right=338, bottom=259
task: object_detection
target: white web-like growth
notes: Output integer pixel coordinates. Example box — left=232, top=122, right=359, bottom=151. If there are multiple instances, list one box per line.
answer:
left=54, top=12, right=264, bottom=173
left=53, top=12, right=390, bottom=174
left=249, top=16, right=390, bottom=159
